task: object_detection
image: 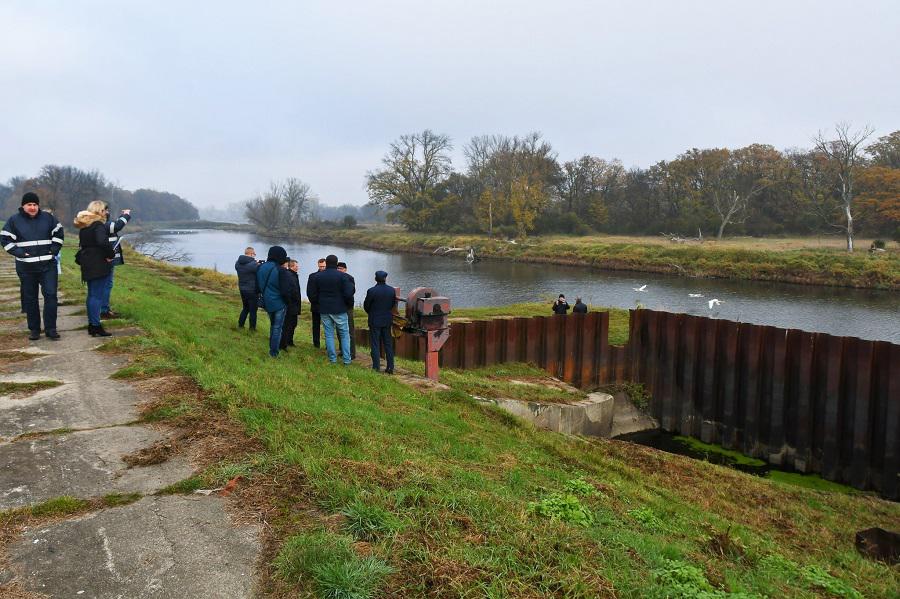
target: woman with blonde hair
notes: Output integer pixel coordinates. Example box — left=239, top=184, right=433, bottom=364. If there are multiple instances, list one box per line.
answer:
left=74, top=201, right=114, bottom=336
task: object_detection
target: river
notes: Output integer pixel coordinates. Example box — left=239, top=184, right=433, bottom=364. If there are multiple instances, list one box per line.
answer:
left=150, top=229, right=899, bottom=343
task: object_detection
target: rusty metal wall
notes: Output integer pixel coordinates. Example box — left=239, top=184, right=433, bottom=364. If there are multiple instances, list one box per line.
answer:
left=354, top=310, right=899, bottom=498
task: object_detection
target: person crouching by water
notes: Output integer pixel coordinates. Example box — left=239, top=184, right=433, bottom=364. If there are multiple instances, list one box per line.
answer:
left=257, top=246, right=292, bottom=357
left=552, top=294, right=569, bottom=315
left=74, top=201, right=115, bottom=337
left=235, top=246, right=260, bottom=330
left=279, top=258, right=302, bottom=351
left=307, top=254, right=354, bottom=365
left=364, top=270, right=396, bottom=374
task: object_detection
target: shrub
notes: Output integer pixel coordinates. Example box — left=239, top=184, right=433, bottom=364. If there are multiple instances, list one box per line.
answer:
left=527, top=492, right=594, bottom=527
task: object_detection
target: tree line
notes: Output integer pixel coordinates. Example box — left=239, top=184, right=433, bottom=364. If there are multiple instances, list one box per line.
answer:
left=242, top=178, right=385, bottom=232
left=363, top=125, right=900, bottom=250
left=1, top=165, right=199, bottom=225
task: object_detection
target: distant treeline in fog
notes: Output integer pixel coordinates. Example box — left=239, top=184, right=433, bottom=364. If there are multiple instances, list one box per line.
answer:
left=1, top=165, right=199, bottom=224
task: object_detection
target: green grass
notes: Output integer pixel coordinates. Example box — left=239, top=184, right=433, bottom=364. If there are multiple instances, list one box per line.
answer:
left=440, top=363, right=587, bottom=404
left=296, top=228, right=900, bottom=290
left=29, top=496, right=90, bottom=518
left=56, top=250, right=900, bottom=598
left=674, top=435, right=767, bottom=468
left=0, top=380, right=63, bottom=397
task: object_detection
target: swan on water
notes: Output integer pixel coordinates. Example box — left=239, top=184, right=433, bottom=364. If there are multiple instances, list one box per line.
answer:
left=633, top=285, right=647, bottom=292
left=689, top=293, right=704, bottom=298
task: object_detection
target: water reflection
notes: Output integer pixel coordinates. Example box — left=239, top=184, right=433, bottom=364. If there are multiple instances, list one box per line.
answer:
left=156, top=230, right=899, bottom=343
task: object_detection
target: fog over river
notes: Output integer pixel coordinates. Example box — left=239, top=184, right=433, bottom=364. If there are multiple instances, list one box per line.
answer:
left=155, top=230, right=899, bottom=343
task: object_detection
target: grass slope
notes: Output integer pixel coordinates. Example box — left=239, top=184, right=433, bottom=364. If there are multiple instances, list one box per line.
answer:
left=58, top=254, right=900, bottom=598
left=296, top=228, right=900, bottom=290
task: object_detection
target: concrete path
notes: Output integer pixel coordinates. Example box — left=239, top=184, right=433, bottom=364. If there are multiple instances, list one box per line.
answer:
left=0, top=259, right=260, bottom=598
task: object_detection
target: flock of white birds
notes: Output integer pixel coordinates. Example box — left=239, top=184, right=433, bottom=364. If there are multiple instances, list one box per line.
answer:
left=632, top=284, right=724, bottom=311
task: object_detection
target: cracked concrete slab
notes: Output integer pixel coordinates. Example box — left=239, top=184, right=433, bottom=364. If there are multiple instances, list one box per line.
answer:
left=0, top=378, right=142, bottom=439
left=3, top=495, right=260, bottom=598
left=0, top=427, right=194, bottom=510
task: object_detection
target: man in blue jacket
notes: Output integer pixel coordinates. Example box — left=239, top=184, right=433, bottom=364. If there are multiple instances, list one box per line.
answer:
left=307, top=254, right=354, bottom=364
left=256, top=246, right=292, bottom=357
left=363, top=270, right=397, bottom=374
left=2, top=192, right=64, bottom=340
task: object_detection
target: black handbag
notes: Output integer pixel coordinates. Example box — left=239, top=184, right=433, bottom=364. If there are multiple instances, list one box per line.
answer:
left=257, top=266, right=276, bottom=312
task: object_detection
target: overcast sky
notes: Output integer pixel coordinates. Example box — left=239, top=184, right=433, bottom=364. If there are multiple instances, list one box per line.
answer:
left=1, top=1, right=897, bottom=209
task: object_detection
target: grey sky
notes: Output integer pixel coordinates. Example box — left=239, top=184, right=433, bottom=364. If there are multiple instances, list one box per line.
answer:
left=2, top=0, right=897, bottom=208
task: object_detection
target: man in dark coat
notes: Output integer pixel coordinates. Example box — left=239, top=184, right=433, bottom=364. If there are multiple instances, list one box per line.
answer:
left=2, top=192, right=64, bottom=340
left=337, top=261, right=356, bottom=359
left=307, top=254, right=354, bottom=364
left=235, top=246, right=260, bottom=330
left=572, top=297, right=588, bottom=314
left=552, top=294, right=570, bottom=315
left=305, top=258, right=325, bottom=347
left=280, top=258, right=302, bottom=349
left=364, top=270, right=397, bottom=374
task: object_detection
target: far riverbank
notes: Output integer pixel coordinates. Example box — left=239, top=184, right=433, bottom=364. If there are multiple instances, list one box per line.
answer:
left=289, top=228, right=900, bottom=290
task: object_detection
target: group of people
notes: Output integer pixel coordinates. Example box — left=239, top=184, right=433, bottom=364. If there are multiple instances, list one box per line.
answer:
left=3, top=192, right=129, bottom=340
left=234, top=247, right=396, bottom=374
left=551, top=294, right=589, bottom=315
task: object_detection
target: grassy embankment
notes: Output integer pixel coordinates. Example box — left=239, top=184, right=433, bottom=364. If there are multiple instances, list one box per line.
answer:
left=295, top=228, right=900, bottom=290
left=54, top=254, right=900, bottom=598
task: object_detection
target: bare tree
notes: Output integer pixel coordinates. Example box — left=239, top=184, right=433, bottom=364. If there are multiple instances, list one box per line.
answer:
left=814, top=123, right=874, bottom=251
left=366, top=130, right=453, bottom=229
left=244, top=184, right=285, bottom=232
left=712, top=145, right=781, bottom=239
left=127, top=232, right=190, bottom=262
left=281, top=177, right=316, bottom=226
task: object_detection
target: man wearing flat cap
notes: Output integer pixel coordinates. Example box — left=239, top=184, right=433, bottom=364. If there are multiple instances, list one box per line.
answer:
left=2, top=192, right=64, bottom=340
left=363, top=270, right=397, bottom=374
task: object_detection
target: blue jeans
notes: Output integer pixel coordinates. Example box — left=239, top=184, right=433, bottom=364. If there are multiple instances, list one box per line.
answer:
left=369, top=325, right=394, bottom=372
left=16, top=263, right=58, bottom=333
left=86, top=273, right=111, bottom=326
left=267, top=308, right=286, bottom=357
left=101, top=265, right=115, bottom=312
left=322, top=312, right=351, bottom=364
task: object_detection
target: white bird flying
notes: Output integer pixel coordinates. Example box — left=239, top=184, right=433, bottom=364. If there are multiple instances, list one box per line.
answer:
left=633, top=285, right=647, bottom=292
left=689, top=293, right=704, bottom=298
left=708, top=299, right=722, bottom=309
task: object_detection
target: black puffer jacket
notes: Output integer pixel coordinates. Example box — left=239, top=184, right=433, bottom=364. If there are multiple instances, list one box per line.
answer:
left=74, top=211, right=114, bottom=281
left=235, top=255, right=259, bottom=293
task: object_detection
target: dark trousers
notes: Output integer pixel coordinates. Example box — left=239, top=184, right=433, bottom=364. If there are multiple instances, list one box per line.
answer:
left=238, top=291, right=258, bottom=329
left=311, top=310, right=321, bottom=347
left=370, top=325, right=394, bottom=372
left=338, top=311, right=356, bottom=359
left=17, top=264, right=58, bottom=334
left=280, top=312, right=298, bottom=348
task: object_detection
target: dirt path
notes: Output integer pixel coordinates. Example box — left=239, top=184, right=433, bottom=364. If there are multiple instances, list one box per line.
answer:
left=0, top=260, right=260, bottom=598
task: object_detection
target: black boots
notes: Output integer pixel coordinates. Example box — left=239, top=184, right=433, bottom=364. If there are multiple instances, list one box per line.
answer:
left=88, top=324, right=112, bottom=337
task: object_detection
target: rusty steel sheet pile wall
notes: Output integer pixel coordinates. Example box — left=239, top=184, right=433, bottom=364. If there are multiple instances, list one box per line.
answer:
left=354, top=310, right=899, bottom=497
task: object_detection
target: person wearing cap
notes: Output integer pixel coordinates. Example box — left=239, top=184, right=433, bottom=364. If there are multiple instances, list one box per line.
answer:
left=336, top=261, right=356, bottom=360
left=307, top=254, right=354, bottom=365
left=552, top=294, right=570, bottom=315
left=364, top=270, right=397, bottom=374
left=256, top=246, right=293, bottom=357
left=2, top=192, right=64, bottom=340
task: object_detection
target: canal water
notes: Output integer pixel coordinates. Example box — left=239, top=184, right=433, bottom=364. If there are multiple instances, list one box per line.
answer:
left=151, top=229, right=899, bottom=343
